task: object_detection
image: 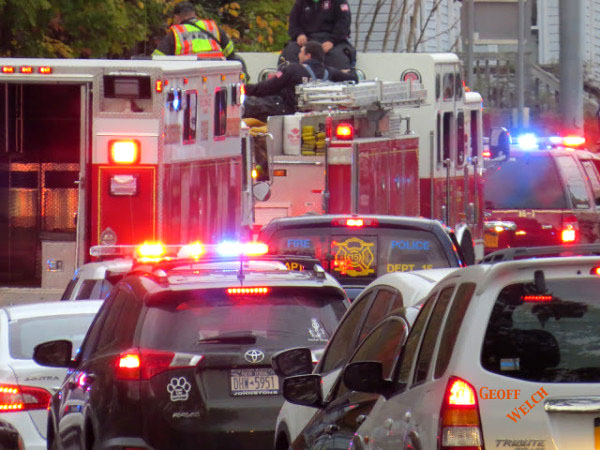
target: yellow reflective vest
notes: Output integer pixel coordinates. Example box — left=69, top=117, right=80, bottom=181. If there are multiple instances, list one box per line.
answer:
left=170, top=20, right=233, bottom=59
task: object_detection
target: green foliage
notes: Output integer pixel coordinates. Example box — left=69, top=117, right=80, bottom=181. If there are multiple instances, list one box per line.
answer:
left=0, top=0, right=292, bottom=58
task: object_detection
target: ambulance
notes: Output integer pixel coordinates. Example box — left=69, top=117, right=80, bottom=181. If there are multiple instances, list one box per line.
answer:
left=0, top=57, right=249, bottom=289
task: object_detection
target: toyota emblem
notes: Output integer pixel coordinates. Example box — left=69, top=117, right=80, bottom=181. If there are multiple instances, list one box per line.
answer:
left=244, top=349, right=265, bottom=364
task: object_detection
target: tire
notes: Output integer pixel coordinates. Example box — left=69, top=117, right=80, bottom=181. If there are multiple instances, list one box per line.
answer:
left=275, top=432, right=290, bottom=450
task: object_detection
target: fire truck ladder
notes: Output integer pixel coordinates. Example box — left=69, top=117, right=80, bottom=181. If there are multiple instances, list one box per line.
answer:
left=296, top=79, right=427, bottom=111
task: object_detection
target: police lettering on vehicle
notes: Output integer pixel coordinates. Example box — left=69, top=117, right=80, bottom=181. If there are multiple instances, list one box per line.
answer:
left=390, top=239, right=430, bottom=251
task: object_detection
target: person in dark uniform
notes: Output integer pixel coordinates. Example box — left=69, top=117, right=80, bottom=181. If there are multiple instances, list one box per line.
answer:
left=244, top=40, right=358, bottom=122
left=279, top=0, right=356, bottom=70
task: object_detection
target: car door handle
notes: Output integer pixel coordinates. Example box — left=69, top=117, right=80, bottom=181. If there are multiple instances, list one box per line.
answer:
left=325, top=424, right=340, bottom=434
left=356, top=414, right=367, bottom=425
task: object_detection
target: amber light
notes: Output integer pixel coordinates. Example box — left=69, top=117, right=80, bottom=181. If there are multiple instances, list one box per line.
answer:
left=136, top=241, right=166, bottom=261
left=155, top=80, right=163, bottom=92
left=1, top=66, right=15, bottom=74
left=39, top=66, right=52, bottom=74
left=563, top=135, right=585, bottom=148
left=109, top=140, right=140, bottom=164
left=227, top=287, right=270, bottom=295
left=335, top=123, right=354, bottom=140
left=20, top=66, right=33, bottom=74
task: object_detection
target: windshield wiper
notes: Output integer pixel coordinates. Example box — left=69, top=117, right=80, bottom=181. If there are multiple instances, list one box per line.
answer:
left=197, top=331, right=257, bottom=345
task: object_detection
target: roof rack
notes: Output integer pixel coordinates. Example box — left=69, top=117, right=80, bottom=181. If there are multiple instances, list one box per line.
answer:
left=480, top=244, right=600, bottom=263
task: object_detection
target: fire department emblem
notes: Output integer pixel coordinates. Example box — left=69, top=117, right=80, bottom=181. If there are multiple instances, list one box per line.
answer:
left=332, top=237, right=375, bottom=277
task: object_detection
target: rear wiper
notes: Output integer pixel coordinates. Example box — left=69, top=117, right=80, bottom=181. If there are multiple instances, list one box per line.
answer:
left=197, top=331, right=257, bottom=345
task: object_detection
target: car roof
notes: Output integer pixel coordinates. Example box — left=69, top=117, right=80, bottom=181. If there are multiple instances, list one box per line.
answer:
left=73, top=258, right=133, bottom=280
left=259, top=214, right=440, bottom=232
left=2, top=300, right=104, bottom=321
left=362, top=268, right=460, bottom=306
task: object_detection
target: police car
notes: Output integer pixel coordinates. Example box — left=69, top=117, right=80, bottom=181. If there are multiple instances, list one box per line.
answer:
left=342, top=244, right=600, bottom=449
left=33, top=241, right=349, bottom=450
left=258, top=215, right=465, bottom=300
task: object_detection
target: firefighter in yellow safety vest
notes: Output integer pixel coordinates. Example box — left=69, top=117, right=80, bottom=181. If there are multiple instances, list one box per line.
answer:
left=153, top=2, right=247, bottom=76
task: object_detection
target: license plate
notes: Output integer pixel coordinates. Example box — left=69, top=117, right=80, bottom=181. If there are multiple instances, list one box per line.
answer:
left=230, top=368, right=279, bottom=396
left=484, top=232, right=499, bottom=248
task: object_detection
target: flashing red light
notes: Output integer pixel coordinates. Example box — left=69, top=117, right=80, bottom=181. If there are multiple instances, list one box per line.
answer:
left=227, top=287, right=270, bottom=295
left=562, top=135, right=585, bottom=148
left=38, top=66, right=52, bottom=74
left=155, top=80, right=163, bottom=92
left=1, top=66, right=15, bottom=74
left=109, top=139, right=141, bottom=165
left=183, top=77, right=189, bottom=85
left=482, top=149, right=491, bottom=158
left=335, top=123, right=354, bottom=140
left=561, top=216, right=578, bottom=243
left=590, top=266, right=600, bottom=275
left=346, top=218, right=364, bottom=227
left=136, top=241, right=166, bottom=261
left=20, top=66, right=33, bottom=74
left=522, top=295, right=553, bottom=302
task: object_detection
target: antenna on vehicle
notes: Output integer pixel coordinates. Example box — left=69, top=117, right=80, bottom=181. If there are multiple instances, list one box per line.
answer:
left=238, top=254, right=245, bottom=284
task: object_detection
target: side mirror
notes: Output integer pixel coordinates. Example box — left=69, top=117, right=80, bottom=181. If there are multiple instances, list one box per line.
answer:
left=282, top=374, right=324, bottom=408
left=33, top=340, right=75, bottom=368
left=252, top=181, right=271, bottom=202
left=343, top=361, right=396, bottom=399
left=272, top=347, right=314, bottom=377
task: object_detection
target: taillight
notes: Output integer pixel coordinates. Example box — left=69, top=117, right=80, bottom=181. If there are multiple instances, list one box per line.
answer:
left=331, top=217, right=379, bottom=227
left=440, top=377, right=483, bottom=449
left=0, top=384, right=51, bottom=412
left=521, top=295, right=553, bottom=302
left=561, top=215, right=579, bottom=243
left=116, top=349, right=185, bottom=380
left=109, top=139, right=141, bottom=164
left=591, top=266, right=600, bottom=275
left=335, top=123, right=354, bottom=140
left=227, top=287, right=270, bottom=295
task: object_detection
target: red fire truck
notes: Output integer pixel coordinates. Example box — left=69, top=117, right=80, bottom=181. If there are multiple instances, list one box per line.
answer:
left=242, top=52, right=485, bottom=264
left=0, top=57, right=250, bottom=289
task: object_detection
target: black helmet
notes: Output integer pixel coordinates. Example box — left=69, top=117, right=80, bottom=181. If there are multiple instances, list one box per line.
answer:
left=173, top=2, right=196, bottom=15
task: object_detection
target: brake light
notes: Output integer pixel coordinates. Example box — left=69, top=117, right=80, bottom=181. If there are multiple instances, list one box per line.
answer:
left=335, top=123, right=354, bottom=140
left=39, top=66, right=52, bottom=74
left=1, top=66, right=15, bottom=74
left=522, top=295, right=553, bottom=302
left=561, top=216, right=579, bottom=243
left=109, top=140, right=141, bottom=164
left=227, top=287, right=270, bottom=295
left=590, top=266, right=600, bottom=275
left=116, top=349, right=187, bottom=380
left=331, top=217, right=379, bottom=227
left=20, top=66, right=33, bottom=74
left=440, top=377, right=483, bottom=449
left=0, top=384, right=51, bottom=412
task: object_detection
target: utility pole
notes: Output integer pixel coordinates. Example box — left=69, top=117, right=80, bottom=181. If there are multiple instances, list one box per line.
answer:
left=516, top=0, right=525, bottom=129
left=559, top=0, right=584, bottom=134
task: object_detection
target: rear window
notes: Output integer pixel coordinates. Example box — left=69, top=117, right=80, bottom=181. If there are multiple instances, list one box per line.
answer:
left=481, top=278, right=600, bottom=382
left=75, top=279, right=113, bottom=300
left=484, top=153, right=567, bottom=209
left=140, top=288, right=347, bottom=351
left=263, top=227, right=452, bottom=287
left=9, top=313, right=97, bottom=359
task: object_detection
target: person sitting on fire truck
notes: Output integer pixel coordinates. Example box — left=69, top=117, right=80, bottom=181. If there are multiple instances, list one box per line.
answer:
left=279, top=0, right=356, bottom=70
left=243, top=40, right=358, bottom=122
left=152, top=2, right=248, bottom=78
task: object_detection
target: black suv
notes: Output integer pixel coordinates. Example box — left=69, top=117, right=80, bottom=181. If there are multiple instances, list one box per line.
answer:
left=34, top=251, right=348, bottom=450
left=258, top=214, right=465, bottom=299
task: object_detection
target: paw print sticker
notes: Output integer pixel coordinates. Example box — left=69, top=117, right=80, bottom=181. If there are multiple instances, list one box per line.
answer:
left=167, top=377, right=192, bottom=402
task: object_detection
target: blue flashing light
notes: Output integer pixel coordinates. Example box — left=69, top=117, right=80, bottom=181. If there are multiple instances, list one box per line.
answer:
left=217, top=241, right=241, bottom=257
left=516, top=133, right=538, bottom=150
left=548, top=136, right=562, bottom=145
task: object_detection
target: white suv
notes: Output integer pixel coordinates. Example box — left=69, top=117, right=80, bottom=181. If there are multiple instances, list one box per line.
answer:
left=345, top=251, right=600, bottom=449
left=272, top=267, right=458, bottom=450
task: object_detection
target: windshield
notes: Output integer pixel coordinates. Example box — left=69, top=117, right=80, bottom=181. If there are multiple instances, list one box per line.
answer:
left=140, top=288, right=347, bottom=351
left=264, top=227, right=452, bottom=287
left=9, top=313, right=98, bottom=359
left=484, top=153, right=567, bottom=209
left=481, top=278, right=600, bottom=382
